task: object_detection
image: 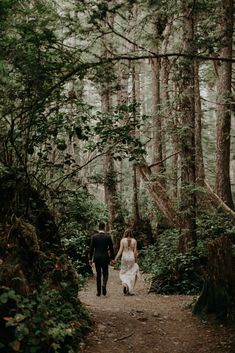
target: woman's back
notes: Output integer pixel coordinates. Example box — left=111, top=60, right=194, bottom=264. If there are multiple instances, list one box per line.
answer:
left=122, top=237, right=136, bottom=252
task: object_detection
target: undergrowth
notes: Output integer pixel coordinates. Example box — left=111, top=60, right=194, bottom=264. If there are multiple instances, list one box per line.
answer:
left=0, top=282, right=92, bottom=353
left=139, top=230, right=205, bottom=294
left=139, top=213, right=235, bottom=295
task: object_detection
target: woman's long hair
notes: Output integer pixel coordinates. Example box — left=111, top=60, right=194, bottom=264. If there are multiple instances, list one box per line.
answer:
left=123, top=228, right=133, bottom=238
left=123, top=229, right=134, bottom=249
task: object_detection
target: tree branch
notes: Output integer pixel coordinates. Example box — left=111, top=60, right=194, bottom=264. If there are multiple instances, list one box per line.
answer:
left=106, top=21, right=155, bottom=56
left=8, top=51, right=235, bottom=128
left=204, top=180, right=235, bottom=219
left=148, top=150, right=180, bottom=169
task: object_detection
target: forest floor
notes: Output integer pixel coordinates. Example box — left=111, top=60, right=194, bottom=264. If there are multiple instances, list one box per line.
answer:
left=78, top=267, right=235, bottom=353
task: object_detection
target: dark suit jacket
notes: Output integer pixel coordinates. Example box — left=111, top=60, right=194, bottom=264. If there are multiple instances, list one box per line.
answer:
left=89, top=232, right=114, bottom=264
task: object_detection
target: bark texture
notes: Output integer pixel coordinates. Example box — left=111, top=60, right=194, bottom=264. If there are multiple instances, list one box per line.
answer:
left=138, top=161, right=181, bottom=228
left=194, top=61, right=205, bottom=183
left=193, top=236, right=235, bottom=319
left=101, top=65, right=124, bottom=244
left=215, top=0, right=234, bottom=209
left=151, top=57, right=165, bottom=177
left=178, top=2, right=197, bottom=253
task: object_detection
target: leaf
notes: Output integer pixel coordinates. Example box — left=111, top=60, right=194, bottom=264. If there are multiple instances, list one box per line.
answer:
left=3, top=316, right=13, bottom=321
left=27, top=146, right=34, bottom=155
left=57, top=141, right=67, bottom=151
left=70, top=320, right=81, bottom=328
left=10, top=341, right=21, bottom=352
left=75, top=126, right=83, bottom=139
left=0, top=293, right=8, bottom=303
left=15, top=314, right=26, bottom=322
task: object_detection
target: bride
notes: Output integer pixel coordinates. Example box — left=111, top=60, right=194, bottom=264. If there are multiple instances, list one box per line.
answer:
left=114, top=228, right=140, bottom=295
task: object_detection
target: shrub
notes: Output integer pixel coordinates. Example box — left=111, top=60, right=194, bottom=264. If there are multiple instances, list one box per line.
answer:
left=58, top=190, right=108, bottom=276
left=139, top=230, right=205, bottom=295
left=0, top=284, right=92, bottom=353
left=61, top=223, right=90, bottom=276
left=197, top=212, right=235, bottom=243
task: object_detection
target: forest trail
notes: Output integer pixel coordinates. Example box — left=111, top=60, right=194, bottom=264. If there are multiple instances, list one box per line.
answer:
left=79, top=267, right=234, bottom=353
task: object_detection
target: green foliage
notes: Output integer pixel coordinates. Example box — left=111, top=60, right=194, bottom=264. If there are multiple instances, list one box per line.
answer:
left=139, top=229, right=204, bottom=294
left=140, top=212, right=235, bottom=295
left=197, top=212, right=235, bottom=244
left=0, top=284, right=91, bottom=353
left=90, top=103, right=148, bottom=162
left=58, top=189, right=108, bottom=274
left=58, top=189, right=108, bottom=228
left=0, top=0, right=70, bottom=176
left=61, top=223, right=89, bottom=275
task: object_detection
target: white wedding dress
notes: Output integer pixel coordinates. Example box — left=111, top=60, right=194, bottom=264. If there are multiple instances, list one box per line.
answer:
left=119, top=238, right=140, bottom=294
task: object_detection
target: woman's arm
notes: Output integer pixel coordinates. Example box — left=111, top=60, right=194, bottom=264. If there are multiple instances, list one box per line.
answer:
left=134, top=239, right=138, bottom=262
left=114, top=239, right=124, bottom=261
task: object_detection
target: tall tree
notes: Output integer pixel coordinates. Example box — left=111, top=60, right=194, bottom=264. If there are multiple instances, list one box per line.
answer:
left=177, top=1, right=197, bottom=253
left=194, top=61, right=205, bottom=184
left=130, top=6, right=141, bottom=229
left=151, top=17, right=166, bottom=182
left=100, top=62, right=120, bottom=233
left=215, top=0, right=234, bottom=209
left=131, top=56, right=141, bottom=229
left=99, top=12, right=125, bottom=244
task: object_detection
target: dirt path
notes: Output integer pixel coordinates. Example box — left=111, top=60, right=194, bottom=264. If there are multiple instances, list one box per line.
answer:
left=79, top=267, right=234, bottom=353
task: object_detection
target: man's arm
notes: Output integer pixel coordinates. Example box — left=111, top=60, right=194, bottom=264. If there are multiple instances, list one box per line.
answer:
left=89, top=236, right=95, bottom=265
left=108, top=236, right=115, bottom=260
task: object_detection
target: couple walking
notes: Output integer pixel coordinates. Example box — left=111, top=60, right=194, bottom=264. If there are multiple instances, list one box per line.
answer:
left=89, top=222, right=140, bottom=296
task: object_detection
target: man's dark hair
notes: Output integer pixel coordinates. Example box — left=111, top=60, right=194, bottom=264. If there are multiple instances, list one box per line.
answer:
left=98, top=221, right=106, bottom=231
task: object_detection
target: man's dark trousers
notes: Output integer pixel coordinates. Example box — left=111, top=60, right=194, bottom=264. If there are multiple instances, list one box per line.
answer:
left=94, top=260, right=109, bottom=295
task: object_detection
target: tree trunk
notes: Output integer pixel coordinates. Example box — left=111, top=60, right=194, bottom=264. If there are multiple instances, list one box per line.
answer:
left=101, top=88, right=117, bottom=229
left=204, top=180, right=235, bottom=220
left=100, top=14, right=125, bottom=242
left=194, top=61, right=205, bottom=183
left=150, top=16, right=166, bottom=183
left=151, top=57, right=165, bottom=179
left=104, top=152, right=117, bottom=226
left=160, top=56, right=170, bottom=168
left=117, top=60, right=129, bottom=195
left=178, top=2, right=197, bottom=253
left=215, top=0, right=234, bottom=209
left=132, top=163, right=141, bottom=226
left=101, top=78, right=123, bottom=245
left=137, top=160, right=181, bottom=228
left=131, top=59, right=141, bottom=227
left=171, top=80, right=180, bottom=200
left=193, top=236, right=235, bottom=319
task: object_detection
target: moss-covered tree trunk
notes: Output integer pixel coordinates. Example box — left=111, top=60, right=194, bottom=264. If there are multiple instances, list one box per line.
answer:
left=193, top=236, right=235, bottom=319
left=194, top=61, right=205, bottom=184
left=151, top=55, right=165, bottom=181
left=101, top=87, right=124, bottom=247
left=0, top=167, right=91, bottom=352
left=215, top=0, right=234, bottom=209
left=100, top=30, right=125, bottom=248
left=131, top=53, right=141, bottom=229
left=151, top=16, right=167, bottom=186
left=178, top=1, right=197, bottom=253
left=137, top=161, right=181, bottom=228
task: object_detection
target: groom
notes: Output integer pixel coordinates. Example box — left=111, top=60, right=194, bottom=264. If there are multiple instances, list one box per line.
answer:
left=89, top=222, right=115, bottom=296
